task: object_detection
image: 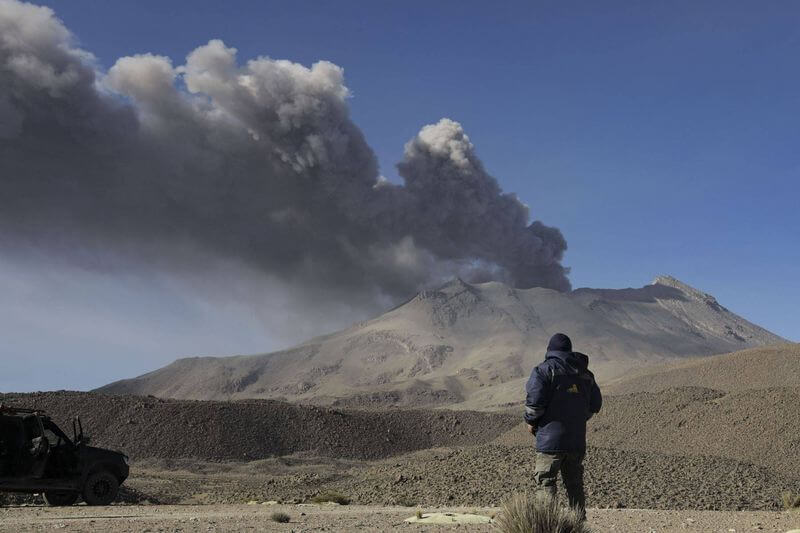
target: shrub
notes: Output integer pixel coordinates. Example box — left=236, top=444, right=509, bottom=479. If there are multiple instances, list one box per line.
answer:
left=270, top=512, right=290, bottom=523
left=782, top=491, right=800, bottom=511
left=495, top=494, right=591, bottom=533
left=310, top=491, right=350, bottom=505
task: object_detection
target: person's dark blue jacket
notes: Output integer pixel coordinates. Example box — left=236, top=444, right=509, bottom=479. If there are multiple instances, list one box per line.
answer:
left=524, top=342, right=602, bottom=453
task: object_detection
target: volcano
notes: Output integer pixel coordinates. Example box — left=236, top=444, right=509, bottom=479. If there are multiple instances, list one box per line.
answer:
left=98, top=276, right=785, bottom=409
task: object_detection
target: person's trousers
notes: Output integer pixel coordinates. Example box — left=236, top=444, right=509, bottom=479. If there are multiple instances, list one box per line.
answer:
left=533, top=451, right=586, bottom=518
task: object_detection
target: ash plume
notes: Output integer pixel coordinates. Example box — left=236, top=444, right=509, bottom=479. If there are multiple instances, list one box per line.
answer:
left=0, top=0, right=570, bottom=308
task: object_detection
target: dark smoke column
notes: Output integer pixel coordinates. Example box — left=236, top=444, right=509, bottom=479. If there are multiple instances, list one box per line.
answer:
left=0, top=0, right=570, bottom=306
left=396, top=119, right=570, bottom=291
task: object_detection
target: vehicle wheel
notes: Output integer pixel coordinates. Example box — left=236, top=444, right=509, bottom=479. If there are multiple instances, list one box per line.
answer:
left=43, top=491, right=79, bottom=506
left=82, top=470, right=119, bottom=506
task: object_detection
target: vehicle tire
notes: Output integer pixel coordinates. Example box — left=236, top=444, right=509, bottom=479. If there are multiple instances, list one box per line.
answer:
left=82, top=470, right=119, bottom=506
left=43, top=491, right=79, bottom=506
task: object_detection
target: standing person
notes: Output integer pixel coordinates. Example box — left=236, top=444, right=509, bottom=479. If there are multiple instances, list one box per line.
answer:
left=524, top=333, right=602, bottom=519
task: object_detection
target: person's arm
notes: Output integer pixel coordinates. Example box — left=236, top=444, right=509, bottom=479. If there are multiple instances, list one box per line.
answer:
left=588, top=378, right=602, bottom=420
left=524, top=366, right=552, bottom=430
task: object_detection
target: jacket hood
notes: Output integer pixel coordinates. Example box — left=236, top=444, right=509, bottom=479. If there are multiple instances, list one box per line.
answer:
left=545, top=350, right=589, bottom=373
left=547, top=333, right=572, bottom=352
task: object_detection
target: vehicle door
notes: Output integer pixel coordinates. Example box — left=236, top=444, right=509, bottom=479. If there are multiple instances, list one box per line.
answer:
left=41, top=420, right=78, bottom=479
left=22, top=415, right=50, bottom=478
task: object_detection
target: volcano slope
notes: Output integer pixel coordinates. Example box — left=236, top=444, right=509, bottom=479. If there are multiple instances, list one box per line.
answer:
left=98, top=276, right=784, bottom=409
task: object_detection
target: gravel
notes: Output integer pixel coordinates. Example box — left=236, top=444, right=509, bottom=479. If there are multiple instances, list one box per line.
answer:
left=121, top=443, right=800, bottom=511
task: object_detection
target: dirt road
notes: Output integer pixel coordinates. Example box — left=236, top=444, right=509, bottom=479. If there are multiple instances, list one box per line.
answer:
left=1, top=504, right=798, bottom=533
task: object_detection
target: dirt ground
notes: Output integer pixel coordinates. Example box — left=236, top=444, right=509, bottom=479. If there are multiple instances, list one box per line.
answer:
left=1, top=504, right=798, bottom=533
left=120, top=447, right=796, bottom=512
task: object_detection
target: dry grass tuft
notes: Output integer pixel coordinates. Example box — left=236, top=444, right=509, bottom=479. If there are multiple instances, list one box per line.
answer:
left=416, top=509, right=423, bottom=519
left=781, top=491, right=800, bottom=511
left=495, top=493, right=590, bottom=533
left=310, top=491, right=351, bottom=505
left=270, top=511, right=290, bottom=523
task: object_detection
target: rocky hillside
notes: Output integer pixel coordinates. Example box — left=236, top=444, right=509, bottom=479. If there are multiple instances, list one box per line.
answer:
left=98, top=276, right=785, bottom=408
left=0, top=392, right=517, bottom=461
left=603, top=343, right=800, bottom=394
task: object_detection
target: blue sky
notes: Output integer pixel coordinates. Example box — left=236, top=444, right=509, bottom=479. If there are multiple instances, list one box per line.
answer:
left=4, top=1, right=798, bottom=390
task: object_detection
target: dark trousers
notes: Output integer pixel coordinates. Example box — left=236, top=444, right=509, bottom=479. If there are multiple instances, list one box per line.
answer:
left=534, top=451, right=586, bottom=518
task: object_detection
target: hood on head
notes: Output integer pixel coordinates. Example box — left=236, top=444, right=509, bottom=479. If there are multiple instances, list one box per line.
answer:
left=547, top=333, right=572, bottom=352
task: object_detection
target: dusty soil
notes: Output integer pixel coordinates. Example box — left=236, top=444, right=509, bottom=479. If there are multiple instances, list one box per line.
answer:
left=115, top=446, right=797, bottom=511
left=4, top=443, right=796, bottom=512
left=1, top=504, right=798, bottom=533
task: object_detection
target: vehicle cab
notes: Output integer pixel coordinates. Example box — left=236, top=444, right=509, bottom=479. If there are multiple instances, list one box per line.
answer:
left=0, top=405, right=129, bottom=506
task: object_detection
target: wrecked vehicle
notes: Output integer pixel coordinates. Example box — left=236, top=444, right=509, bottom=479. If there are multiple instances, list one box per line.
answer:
left=0, top=404, right=128, bottom=506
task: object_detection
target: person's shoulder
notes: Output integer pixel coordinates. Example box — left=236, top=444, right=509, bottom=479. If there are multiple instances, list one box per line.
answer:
left=580, top=365, right=597, bottom=384
left=534, top=357, right=561, bottom=379
left=569, top=351, right=595, bottom=378
left=535, top=357, right=557, bottom=370
left=572, top=351, right=590, bottom=364
left=529, top=359, right=547, bottom=379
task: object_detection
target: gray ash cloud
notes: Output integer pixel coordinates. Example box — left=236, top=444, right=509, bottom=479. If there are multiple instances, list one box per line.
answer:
left=0, top=0, right=570, bottom=306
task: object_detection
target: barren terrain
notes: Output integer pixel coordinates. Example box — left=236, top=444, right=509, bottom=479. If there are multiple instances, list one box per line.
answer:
left=2, top=345, right=799, bottom=531
left=1, top=504, right=799, bottom=533
left=604, top=343, right=800, bottom=395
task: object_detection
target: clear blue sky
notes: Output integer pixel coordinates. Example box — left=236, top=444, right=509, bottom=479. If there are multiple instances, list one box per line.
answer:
left=5, top=1, right=798, bottom=390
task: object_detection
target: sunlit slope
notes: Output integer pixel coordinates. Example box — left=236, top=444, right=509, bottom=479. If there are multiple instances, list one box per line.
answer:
left=99, top=276, right=784, bottom=408
left=604, top=343, right=800, bottom=395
